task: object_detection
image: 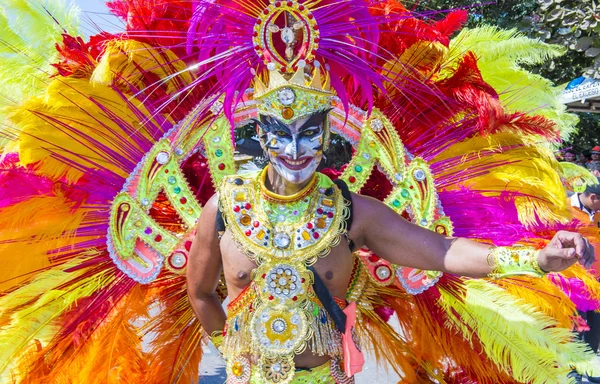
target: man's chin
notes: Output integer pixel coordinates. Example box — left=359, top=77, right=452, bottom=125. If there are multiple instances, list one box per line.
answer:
left=271, top=162, right=317, bottom=185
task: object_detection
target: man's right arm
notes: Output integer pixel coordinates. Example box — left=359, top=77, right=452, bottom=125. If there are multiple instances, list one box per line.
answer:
left=186, top=194, right=227, bottom=334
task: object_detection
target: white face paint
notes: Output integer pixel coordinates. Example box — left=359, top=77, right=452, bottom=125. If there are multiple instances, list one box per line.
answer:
left=258, top=113, right=326, bottom=185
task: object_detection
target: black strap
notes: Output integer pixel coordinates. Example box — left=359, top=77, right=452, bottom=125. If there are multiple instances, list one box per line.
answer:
left=216, top=208, right=225, bottom=233
left=308, top=265, right=347, bottom=333
left=333, top=179, right=354, bottom=251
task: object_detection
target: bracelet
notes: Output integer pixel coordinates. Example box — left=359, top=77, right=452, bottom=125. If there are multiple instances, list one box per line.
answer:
left=486, top=246, right=546, bottom=279
left=210, top=330, right=224, bottom=349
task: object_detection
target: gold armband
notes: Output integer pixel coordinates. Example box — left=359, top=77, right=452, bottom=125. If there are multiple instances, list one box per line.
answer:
left=210, top=330, right=224, bottom=349
left=486, top=246, right=546, bottom=279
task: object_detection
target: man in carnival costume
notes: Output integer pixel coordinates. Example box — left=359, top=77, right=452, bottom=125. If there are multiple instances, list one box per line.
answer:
left=187, top=61, right=596, bottom=383
left=3, top=1, right=600, bottom=384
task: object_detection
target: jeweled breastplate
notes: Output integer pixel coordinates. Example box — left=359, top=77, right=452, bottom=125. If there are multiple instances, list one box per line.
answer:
left=219, top=169, right=349, bottom=384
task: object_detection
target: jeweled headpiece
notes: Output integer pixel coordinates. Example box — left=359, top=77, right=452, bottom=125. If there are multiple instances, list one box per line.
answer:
left=252, top=1, right=333, bottom=123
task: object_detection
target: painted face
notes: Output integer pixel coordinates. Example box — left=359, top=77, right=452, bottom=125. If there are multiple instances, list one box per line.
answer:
left=257, top=112, right=327, bottom=185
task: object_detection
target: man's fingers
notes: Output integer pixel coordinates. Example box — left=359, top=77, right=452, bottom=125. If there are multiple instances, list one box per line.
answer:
left=584, top=242, right=595, bottom=269
left=573, top=234, right=587, bottom=258
left=546, top=247, right=576, bottom=260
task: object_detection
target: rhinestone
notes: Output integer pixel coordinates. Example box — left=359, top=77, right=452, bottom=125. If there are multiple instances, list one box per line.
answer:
left=362, top=153, right=371, bottom=160
left=420, top=219, right=428, bottom=227
left=272, top=319, right=286, bottom=333
left=277, top=215, right=286, bottom=222
left=370, top=118, right=384, bottom=132
left=156, top=151, right=170, bottom=164
left=275, top=288, right=282, bottom=294
left=277, top=88, right=296, bottom=105
left=168, top=176, right=176, bottom=184
left=267, top=62, right=277, bottom=71
left=210, top=100, right=223, bottom=115
left=212, top=136, right=221, bottom=143
left=290, top=283, right=296, bottom=290
left=171, top=253, right=186, bottom=268
left=272, top=363, right=282, bottom=372
left=175, top=148, right=184, bottom=156
left=276, top=268, right=283, bottom=274
left=414, top=169, right=426, bottom=181
left=279, top=277, right=287, bottom=285
left=376, top=265, right=391, bottom=280
left=285, top=269, right=291, bottom=275
left=270, top=282, right=277, bottom=288
left=141, top=198, right=150, bottom=206
left=394, top=173, right=403, bottom=181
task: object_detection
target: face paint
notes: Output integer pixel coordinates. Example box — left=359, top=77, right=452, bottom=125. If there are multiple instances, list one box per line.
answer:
left=257, top=112, right=327, bottom=185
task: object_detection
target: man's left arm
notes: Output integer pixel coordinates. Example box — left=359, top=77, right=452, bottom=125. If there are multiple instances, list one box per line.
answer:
left=350, top=193, right=595, bottom=278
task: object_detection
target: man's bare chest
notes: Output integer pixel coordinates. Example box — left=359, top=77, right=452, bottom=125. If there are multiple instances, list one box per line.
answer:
left=220, top=230, right=354, bottom=300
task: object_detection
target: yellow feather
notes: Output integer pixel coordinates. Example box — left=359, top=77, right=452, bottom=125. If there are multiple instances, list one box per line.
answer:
left=433, top=132, right=571, bottom=226
left=6, top=76, right=170, bottom=182
left=438, top=279, right=599, bottom=382
left=91, top=40, right=194, bottom=94
left=0, top=258, right=111, bottom=383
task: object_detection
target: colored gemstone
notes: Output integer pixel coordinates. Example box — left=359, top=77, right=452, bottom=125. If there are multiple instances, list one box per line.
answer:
left=313, top=232, right=320, bottom=239
left=256, top=230, right=266, bottom=240
left=144, top=227, right=152, bottom=235
left=240, top=215, right=252, bottom=226
left=253, top=221, right=260, bottom=228
left=269, top=295, right=274, bottom=300
left=218, top=163, right=225, bottom=171
left=168, top=176, right=176, bottom=184
left=234, top=178, right=243, bottom=185
left=234, top=191, right=247, bottom=201
left=355, top=165, right=363, bottom=172
left=317, top=208, right=323, bottom=215
left=134, top=221, right=142, bottom=227
left=301, top=231, right=311, bottom=241
left=184, top=241, right=192, bottom=251
left=215, top=149, right=223, bottom=157
left=316, top=218, right=326, bottom=229
left=233, top=205, right=241, bottom=213
left=349, top=176, right=356, bottom=183
left=155, top=234, right=162, bottom=242
left=369, top=254, right=380, bottom=262
left=292, top=296, right=298, bottom=301
left=322, top=198, right=333, bottom=207
left=245, top=230, right=252, bottom=236
left=306, top=222, right=313, bottom=229
left=281, top=107, right=294, bottom=120
left=180, top=197, right=187, bottom=204
left=401, top=189, right=410, bottom=198
left=174, top=186, right=181, bottom=194
left=393, top=199, right=400, bottom=207
left=327, top=212, right=334, bottom=218
left=245, top=203, right=252, bottom=210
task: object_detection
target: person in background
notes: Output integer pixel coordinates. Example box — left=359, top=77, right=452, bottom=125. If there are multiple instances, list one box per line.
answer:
left=565, top=152, right=577, bottom=163
left=569, top=179, right=600, bottom=383
left=588, top=147, right=600, bottom=171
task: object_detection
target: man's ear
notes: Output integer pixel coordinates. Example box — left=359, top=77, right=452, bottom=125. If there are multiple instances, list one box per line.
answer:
left=591, top=193, right=600, bottom=203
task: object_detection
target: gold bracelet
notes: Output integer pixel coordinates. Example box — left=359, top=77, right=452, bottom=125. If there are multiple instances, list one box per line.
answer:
left=487, top=246, right=546, bottom=279
left=210, top=330, right=224, bottom=349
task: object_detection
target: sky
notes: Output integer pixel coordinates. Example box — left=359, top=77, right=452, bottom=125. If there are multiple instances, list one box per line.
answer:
left=71, top=0, right=122, bottom=35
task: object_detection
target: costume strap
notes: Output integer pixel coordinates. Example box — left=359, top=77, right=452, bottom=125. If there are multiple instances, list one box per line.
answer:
left=309, top=265, right=347, bottom=333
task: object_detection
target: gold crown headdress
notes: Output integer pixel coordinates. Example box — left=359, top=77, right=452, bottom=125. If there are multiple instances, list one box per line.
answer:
left=252, top=1, right=333, bottom=123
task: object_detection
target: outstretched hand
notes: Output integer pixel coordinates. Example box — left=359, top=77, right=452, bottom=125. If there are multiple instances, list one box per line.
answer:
left=538, top=231, right=595, bottom=272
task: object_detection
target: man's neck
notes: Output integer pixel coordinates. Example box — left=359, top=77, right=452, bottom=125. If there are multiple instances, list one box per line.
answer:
left=265, top=165, right=313, bottom=197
